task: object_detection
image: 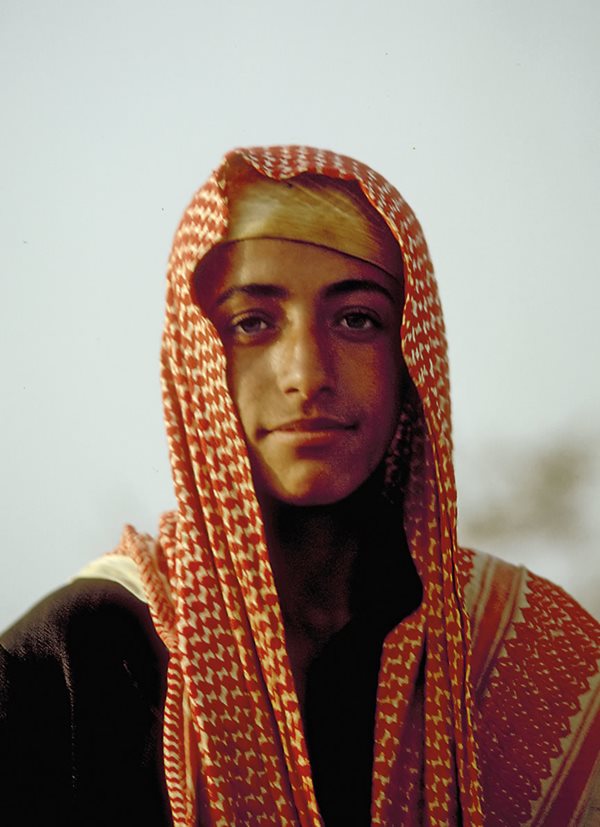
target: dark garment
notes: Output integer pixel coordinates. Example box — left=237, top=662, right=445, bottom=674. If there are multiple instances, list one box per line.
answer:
left=305, top=526, right=422, bottom=827
left=1, top=535, right=421, bottom=826
left=0, top=580, right=172, bottom=827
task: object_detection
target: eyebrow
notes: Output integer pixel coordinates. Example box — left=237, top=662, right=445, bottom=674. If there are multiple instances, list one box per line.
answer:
left=214, top=278, right=397, bottom=308
left=324, top=279, right=396, bottom=303
left=214, top=283, right=288, bottom=307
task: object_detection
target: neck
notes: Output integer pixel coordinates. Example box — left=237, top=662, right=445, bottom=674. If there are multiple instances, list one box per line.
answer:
left=256, top=473, right=418, bottom=711
left=259, top=476, right=384, bottom=641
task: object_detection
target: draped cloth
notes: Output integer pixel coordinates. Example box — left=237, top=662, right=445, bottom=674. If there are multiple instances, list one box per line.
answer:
left=114, top=146, right=600, bottom=826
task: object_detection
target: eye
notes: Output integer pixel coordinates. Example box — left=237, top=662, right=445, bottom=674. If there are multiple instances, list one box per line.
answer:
left=230, top=313, right=272, bottom=337
left=338, top=310, right=382, bottom=331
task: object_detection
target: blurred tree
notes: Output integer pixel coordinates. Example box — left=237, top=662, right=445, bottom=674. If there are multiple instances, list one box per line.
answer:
left=457, top=432, right=599, bottom=619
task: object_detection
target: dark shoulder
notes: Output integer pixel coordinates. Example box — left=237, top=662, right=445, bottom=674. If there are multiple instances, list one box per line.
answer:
left=0, top=579, right=172, bottom=826
left=2, top=577, right=167, bottom=665
left=1, top=577, right=169, bottom=724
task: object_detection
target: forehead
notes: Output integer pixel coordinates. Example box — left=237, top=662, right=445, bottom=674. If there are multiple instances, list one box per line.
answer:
left=193, top=238, right=403, bottom=312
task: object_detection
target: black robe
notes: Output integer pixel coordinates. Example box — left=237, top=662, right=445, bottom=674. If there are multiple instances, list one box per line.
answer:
left=0, top=580, right=172, bottom=826
left=0, top=533, right=420, bottom=826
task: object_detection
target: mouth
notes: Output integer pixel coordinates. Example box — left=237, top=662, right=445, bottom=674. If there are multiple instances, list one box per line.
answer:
left=273, top=417, right=356, bottom=433
left=263, top=417, right=357, bottom=447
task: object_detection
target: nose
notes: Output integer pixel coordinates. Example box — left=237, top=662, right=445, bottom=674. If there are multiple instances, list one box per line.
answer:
left=275, top=321, right=335, bottom=403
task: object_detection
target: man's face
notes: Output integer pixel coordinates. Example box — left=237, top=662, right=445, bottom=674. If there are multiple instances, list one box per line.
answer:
left=195, top=238, right=404, bottom=506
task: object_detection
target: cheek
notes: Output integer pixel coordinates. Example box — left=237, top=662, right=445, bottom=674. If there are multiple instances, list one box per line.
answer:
left=346, top=342, right=402, bottom=416
left=381, top=350, right=403, bottom=415
left=225, top=350, right=268, bottom=435
left=363, top=347, right=404, bottom=458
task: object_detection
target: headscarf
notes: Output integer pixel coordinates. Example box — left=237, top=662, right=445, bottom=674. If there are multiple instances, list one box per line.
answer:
left=219, top=155, right=403, bottom=278
left=112, top=146, right=598, bottom=826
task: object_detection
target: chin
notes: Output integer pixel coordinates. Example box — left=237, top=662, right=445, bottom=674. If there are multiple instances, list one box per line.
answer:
left=278, top=489, right=347, bottom=507
left=261, top=467, right=370, bottom=507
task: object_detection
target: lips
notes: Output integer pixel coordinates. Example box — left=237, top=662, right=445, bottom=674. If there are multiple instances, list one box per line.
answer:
left=271, top=417, right=355, bottom=433
left=260, top=417, right=357, bottom=449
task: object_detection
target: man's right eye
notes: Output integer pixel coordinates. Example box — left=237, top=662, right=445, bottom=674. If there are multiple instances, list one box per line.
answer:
left=231, top=315, right=270, bottom=335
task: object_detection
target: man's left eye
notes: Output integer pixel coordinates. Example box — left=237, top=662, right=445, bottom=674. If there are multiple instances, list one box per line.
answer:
left=339, top=311, right=380, bottom=330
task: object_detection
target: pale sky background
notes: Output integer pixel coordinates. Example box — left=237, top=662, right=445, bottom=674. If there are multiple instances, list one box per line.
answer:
left=1, top=0, right=598, bottom=628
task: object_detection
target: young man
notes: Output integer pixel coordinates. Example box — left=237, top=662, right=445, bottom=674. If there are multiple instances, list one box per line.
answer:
left=1, top=146, right=598, bottom=826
